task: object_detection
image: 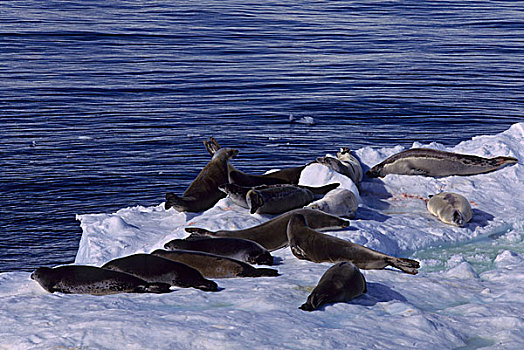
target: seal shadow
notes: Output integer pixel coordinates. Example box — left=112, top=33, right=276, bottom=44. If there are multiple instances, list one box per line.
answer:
left=352, top=282, right=408, bottom=307
left=357, top=175, right=393, bottom=222
left=354, top=207, right=391, bottom=223
left=467, top=209, right=495, bottom=230
left=307, top=282, right=407, bottom=311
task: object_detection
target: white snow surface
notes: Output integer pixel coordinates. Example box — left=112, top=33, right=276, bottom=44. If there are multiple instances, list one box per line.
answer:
left=2, top=123, right=524, bottom=349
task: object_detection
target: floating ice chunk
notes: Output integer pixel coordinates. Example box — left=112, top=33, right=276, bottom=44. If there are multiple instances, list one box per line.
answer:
left=289, top=114, right=315, bottom=125
left=494, top=250, right=523, bottom=268
left=443, top=262, right=479, bottom=279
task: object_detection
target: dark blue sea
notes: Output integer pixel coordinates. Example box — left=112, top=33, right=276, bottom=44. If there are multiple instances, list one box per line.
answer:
left=1, top=0, right=523, bottom=272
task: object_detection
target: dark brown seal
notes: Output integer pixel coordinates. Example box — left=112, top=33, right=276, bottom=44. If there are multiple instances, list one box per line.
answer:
left=299, top=262, right=366, bottom=311
left=184, top=208, right=350, bottom=251
left=165, top=147, right=239, bottom=212
left=101, top=253, right=218, bottom=291
left=286, top=214, right=420, bottom=274
left=151, top=249, right=279, bottom=278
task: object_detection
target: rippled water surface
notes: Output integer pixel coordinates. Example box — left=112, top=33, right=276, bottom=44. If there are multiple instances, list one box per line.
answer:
left=1, top=0, right=523, bottom=272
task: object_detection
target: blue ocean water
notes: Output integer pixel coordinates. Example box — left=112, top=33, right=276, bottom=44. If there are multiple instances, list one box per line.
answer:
left=1, top=0, right=523, bottom=272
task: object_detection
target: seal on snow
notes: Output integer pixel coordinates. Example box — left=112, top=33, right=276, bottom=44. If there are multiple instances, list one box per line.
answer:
left=366, top=148, right=518, bottom=178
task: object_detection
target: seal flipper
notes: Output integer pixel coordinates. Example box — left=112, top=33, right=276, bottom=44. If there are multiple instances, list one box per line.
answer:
left=385, top=257, right=420, bottom=275
left=165, top=192, right=188, bottom=210
left=135, top=282, right=172, bottom=294
left=184, top=227, right=215, bottom=236
left=301, top=183, right=340, bottom=196
left=494, top=156, right=518, bottom=166
left=182, top=234, right=209, bottom=242
left=452, top=210, right=465, bottom=227
left=247, top=190, right=264, bottom=214
left=299, top=301, right=315, bottom=312
left=240, top=267, right=280, bottom=277
left=409, top=168, right=429, bottom=176
left=204, top=137, right=222, bottom=156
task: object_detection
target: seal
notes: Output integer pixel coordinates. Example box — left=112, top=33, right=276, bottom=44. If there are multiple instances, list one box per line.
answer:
left=286, top=214, right=420, bottom=274
left=366, top=148, right=518, bottom=178
left=101, top=253, right=218, bottom=291
left=151, top=249, right=279, bottom=278
left=306, top=188, right=358, bottom=219
left=184, top=208, right=350, bottom=251
left=219, top=183, right=339, bottom=210
left=165, top=147, right=239, bottom=212
left=203, top=136, right=309, bottom=187
left=246, top=183, right=340, bottom=215
left=246, top=185, right=313, bottom=214
left=31, top=265, right=171, bottom=295
left=427, top=192, right=473, bottom=226
left=316, top=147, right=363, bottom=186
left=164, top=236, right=274, bottom=265
left=299, top=262, right=366, bottom=311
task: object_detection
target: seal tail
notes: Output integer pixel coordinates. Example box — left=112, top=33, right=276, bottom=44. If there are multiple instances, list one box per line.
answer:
left=183, top=234, right=208, bottom=241
left=195, top=280, right=219, bottom=292
left=299, top=301, right=315, bottom=312
left=302, top=182, right=340, bottom=195
left=135, top=282, right=172, bottom=294
left=165, top=192, right=184, bottom=210
left=247, top=191, right=264, bottom=214
left=494, top=156, right=518, bottom=166
left=366, top=165, right=382, bottom=178
left=385, top=257, right=420, bottom=275
left=204, top=137, right=221, bottom=156
left=247, top=267, right=280, bottom=277
left=184, top=227, right=215, bottom=236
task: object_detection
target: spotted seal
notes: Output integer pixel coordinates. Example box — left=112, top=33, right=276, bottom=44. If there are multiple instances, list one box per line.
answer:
left=366, top=148, right=518, bottom=178
left=151, top=249, right=279, bottom=278
left=165, top=147, right=239, bottom=212
left=299, top=262, right=366, bottom=311
left=101, top=253, right=218, bottom=291
left=31, top=265, right=171, bottom=295
left=427, top=192, right=473, bottom=226
left=184, top=208, right=350, bottom=251
left=164, top=236, right=274, bottom=265
left=219, top=183, right=339, bottom=210
left=286, top=214, right=420, bottom=274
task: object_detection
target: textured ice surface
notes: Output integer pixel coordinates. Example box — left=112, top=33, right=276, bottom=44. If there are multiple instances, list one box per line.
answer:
left=1, top=123, right=523, bottom=349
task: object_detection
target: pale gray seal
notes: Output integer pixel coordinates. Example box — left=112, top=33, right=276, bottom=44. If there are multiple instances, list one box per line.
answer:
left=165, top=147, right=239, bottom=212
left=164, top=236, right=274, bottom=265
left=151, top=249, right=279, bottom=278
left=316, top=147, right=363, bottom=186
left=184, top=208, right=350, bottom=251
left=299, top=262, right=366, bottom=311
left=31, top=265, right=171, bottom=295
left=306, top=188, right=358, bottom=219
left=427, top=192, right=473, bottom=226
left=101, top=253, right=218, bottom=291
left=286, top=214, right=420, bottom=274
left=366, top=148, right=518, bottom=178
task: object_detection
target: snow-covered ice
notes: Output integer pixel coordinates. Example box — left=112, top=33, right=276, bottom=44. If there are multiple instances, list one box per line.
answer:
left=1, top=123, right=523, bottom=349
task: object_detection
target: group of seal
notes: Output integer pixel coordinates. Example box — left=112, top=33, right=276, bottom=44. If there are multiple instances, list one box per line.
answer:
left=366, top=147, right=516, bottom=227
left=32, top=137, right=518, bottom=311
